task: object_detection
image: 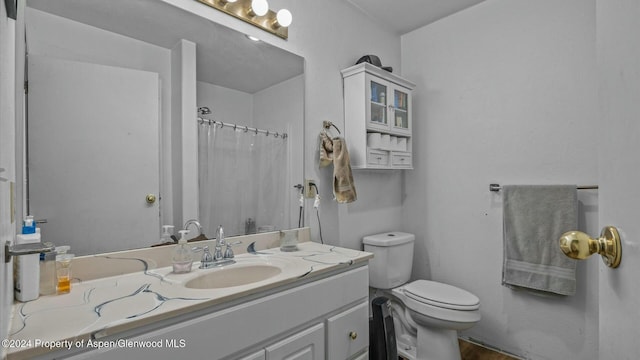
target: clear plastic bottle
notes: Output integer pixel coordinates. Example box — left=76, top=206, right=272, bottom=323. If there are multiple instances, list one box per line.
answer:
left=161, top=225, right=175, bottom=244
left=172, top=230, right=193, bottom=273
left=40, top=246, right=70, bottom=296
left=56, top=252, right=74, bottom=294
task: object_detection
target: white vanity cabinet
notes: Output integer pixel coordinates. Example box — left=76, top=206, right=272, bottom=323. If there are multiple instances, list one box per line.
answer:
left=58, top=266, right=369, bottom=360
left=342, top=62, right=416, bottom=169
left=265, top=323, right=325, bottom=359
left=238, top=350, right=266, bottom=360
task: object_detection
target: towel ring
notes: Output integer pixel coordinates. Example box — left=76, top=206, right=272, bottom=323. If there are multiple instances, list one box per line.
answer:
left=322, top=120, right=341, bottom=134
left=559, top=226, right=622, bottom=268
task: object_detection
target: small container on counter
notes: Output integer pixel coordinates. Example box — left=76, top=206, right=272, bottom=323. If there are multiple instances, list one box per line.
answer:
left=56, top=252, right=74, bottom=294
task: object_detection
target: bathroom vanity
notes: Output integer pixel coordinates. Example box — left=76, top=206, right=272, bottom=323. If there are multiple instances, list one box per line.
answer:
left=6, top=233, right=372, bottom=360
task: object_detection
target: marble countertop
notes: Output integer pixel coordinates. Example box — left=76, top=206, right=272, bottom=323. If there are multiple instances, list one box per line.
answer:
left=6, top=241, right=372, bottom=359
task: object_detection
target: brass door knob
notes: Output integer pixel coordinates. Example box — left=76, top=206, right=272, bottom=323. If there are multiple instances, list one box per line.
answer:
left=559, top=226, right=622, bottom=268
left=349, top=331, right=357, bottom=340
left=145, top=194, right=157, bottom=204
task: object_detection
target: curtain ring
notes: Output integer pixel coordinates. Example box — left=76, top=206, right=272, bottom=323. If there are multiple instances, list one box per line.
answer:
left=266, top=130, right=270, bottom=136
left=255, top=128, right=258, bottom=135
left=274, top=132, right=279, bottom=138
left=243, top=126, right=249, bottom=132
left=234, top=124, right=237, bottom=130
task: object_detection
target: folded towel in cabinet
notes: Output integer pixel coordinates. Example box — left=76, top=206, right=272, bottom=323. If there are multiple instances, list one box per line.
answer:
left=319, top=132, right=357, bottom=203
left=502, top=185, right=577, bottom=296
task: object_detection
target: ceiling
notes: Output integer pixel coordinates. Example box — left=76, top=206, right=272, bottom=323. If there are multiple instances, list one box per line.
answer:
left=25, top=0, right=486, bottom=92
left=345, top=0, right=486, bottom=35
left=26, top=0, right=304, bottom=94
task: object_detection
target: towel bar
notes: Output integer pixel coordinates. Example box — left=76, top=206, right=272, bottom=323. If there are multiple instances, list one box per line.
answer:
left=489, top=184, right=598, bottom=192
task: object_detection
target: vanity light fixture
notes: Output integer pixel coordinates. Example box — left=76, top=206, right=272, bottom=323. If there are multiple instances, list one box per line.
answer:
left=248, top=0, right=268, bottom=17
left=196, top=0, right=292, bottom=40
left=274, top=9, right=292, bottom=28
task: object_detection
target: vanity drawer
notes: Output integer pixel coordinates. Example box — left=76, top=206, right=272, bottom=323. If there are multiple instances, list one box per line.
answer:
left=391, top=151, right=412, bottom=168
left=366, top=148, right=390, bottom=167
left=326, top=301, right=369, bottom=359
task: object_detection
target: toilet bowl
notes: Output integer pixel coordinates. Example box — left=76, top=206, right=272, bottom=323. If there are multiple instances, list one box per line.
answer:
left=364, top=232, right=481, bottom=360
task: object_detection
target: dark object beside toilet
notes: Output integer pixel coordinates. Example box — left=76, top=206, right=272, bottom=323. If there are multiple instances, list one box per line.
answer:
left=369, top=297, right=398, bottom=359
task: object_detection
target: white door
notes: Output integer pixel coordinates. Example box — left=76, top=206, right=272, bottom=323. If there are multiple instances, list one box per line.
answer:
left=28, top=55, right=160, bottom=255
left=597, top=1, right=640, bottom=358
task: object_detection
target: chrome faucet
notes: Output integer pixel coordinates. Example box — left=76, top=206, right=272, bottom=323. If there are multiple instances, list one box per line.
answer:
left=194, top=225, right=239, bottom=267
left=199, top=246, right=215, bottom=269
left=214, top=225, right=225, bottom=260
left=183, top=219, right=203, bottom=236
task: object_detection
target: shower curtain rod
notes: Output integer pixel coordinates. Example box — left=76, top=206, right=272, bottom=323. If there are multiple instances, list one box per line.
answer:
left=198, top=117, right=288, bottom=139
left=489, top=183, right=598, bottom=192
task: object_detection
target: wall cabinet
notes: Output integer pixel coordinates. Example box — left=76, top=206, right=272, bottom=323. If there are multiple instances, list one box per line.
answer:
left=58, top=266, right=369, bottom=360
left=342, top=63, right=416, bottom=169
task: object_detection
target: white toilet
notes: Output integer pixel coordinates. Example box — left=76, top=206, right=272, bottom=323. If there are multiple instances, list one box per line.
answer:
left=363, top=232, right=481, bottom=360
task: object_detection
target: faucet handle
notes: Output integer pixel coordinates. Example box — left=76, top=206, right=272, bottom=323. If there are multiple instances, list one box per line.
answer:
left=200, top=246, right=215, bottom=269
left=224, top=241, right=242, bottom=259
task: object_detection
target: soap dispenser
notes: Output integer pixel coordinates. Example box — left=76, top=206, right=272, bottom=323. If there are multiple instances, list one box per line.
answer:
left=172, top=230, right=194, bottom=273
left=15, top=215, right=41, bottom=301
left=160, top=225, right=175, bottom=245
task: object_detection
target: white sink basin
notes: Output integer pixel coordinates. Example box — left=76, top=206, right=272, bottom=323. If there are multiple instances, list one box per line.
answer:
left=185, top=264, right=283, bottom=289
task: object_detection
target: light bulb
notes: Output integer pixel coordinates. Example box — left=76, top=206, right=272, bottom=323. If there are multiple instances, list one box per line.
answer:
left=276, top=9, right=292, bottom=27
left=250, top=0, right=268, bottom=17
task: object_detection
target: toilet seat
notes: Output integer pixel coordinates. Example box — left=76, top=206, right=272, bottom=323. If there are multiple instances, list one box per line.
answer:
left=403, top=280, right=479, bottom=311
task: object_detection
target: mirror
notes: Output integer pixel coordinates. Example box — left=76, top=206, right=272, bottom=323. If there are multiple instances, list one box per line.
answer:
left=23, top=0, right=304, bottom=256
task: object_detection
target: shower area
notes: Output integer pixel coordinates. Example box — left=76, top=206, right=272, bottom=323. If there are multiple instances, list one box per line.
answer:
left=198, top=112, right=290, bottom=237
left=195, top=66, right=304, bottom=239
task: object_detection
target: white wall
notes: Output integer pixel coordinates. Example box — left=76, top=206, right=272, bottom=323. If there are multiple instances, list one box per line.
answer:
left=197, top=81, right=253, bottom=127
left=0, top=2, right=16, bottom=351
left=166, top=0, right=403, bottom=249
left=401, top=1, right=599, bottom=359
left=270, top=0, right=404, bottom=249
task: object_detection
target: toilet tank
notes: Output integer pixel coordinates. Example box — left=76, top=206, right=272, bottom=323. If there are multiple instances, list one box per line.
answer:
left=363, top=232, right=415, bottom=289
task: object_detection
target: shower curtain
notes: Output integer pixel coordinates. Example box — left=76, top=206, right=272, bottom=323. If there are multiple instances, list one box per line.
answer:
left=198, top=121, right=289, bottom=238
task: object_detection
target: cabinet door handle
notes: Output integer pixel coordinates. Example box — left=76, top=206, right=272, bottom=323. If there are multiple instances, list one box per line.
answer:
left=349, top=331, right=358, bottom=340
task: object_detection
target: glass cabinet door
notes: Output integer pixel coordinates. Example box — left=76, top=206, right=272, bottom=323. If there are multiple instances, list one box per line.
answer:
left=392, top=88, right=410, bottom=132
left=369, top=80, right=387, bottom=128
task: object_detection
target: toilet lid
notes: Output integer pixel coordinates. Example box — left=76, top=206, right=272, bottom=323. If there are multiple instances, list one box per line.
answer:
left=404, top=280, right=480, bottom=311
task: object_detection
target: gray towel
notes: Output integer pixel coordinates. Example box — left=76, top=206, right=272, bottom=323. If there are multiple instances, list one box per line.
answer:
left=502, top=185, right=578, bottom=296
